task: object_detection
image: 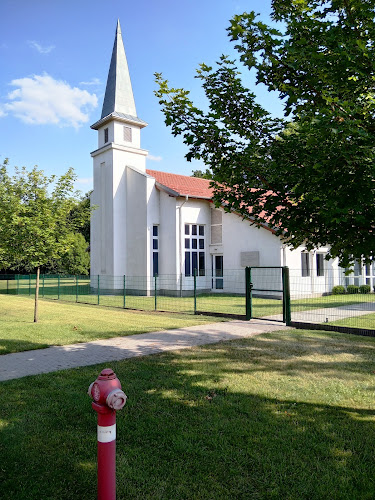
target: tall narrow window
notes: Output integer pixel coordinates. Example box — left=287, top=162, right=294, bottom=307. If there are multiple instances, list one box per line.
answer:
left=316, top=253, right=325, bottom=277
left=152, top=225, right=159, bottom=276
left=104, top=128, right=109, bottom=143
left=354, top=260, right=362, bottom=276
left=301, top=252, right=310, bottom=277
left=184, top=224, right=205, bottom=276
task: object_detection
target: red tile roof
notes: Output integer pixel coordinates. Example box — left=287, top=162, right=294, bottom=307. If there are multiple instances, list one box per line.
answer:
left=146, top=169, right=278, bottom=234
left=146, top=169, right=213, bottom=199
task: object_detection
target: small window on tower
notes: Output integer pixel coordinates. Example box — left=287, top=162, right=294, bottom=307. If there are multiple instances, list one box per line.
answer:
left=123, top=126, right=132, bottom=142
left=104, top=128, right=109, bottom=143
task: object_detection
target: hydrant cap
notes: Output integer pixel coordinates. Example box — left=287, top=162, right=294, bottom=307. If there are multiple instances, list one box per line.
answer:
left=98, top=368, right=116, bottom=380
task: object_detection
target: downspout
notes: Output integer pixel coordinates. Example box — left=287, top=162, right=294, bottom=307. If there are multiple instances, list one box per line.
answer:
left=178, top=195, right=189, bottom=296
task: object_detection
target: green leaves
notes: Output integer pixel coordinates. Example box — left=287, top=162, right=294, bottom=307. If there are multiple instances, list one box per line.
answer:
left=155, top=0, right=375, bottom=266
left=0, top=161, right=92, bottom=272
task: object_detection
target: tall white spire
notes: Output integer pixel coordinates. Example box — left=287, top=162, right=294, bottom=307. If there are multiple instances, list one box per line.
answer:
left=101, top=20, right=137, bottom=119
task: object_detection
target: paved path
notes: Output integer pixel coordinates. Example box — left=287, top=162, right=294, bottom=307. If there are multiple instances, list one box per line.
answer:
left=0, top=319, right=289, bottom=382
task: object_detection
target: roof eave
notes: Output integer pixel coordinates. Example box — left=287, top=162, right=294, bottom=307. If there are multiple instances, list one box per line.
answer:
left=91, top=112, right=148, bottom=130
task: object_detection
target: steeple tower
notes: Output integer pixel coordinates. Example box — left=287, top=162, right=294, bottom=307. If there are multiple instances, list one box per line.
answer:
left=91, top=19, right=147, bottom=132
left=90, top=21, right=149, bottom=279
left=101, top=20, right=137, bottom=119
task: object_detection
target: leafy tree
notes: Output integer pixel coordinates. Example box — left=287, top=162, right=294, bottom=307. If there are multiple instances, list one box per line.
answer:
left=155, top=0, right=375, bottom=267
left=48, top=233, right=90, bottom=275
left=0, top=160, right=91, bottom=322
left=69, top=190, right=91, bottom=243
left=191, top=169, right=213, bottom=179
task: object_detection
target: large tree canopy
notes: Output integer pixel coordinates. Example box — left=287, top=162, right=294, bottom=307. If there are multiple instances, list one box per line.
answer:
left=155, top=0, right=375, bottom=267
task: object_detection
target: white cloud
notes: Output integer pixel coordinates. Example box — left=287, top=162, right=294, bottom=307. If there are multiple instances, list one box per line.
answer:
left=28, top=40, right=55, bottom=54
left=3, top=73, right=98, bottom=128
left=0, top=107, right=7, bottom=118
left=80, top=78, right=101, bottom=86
left=147, top=154, right=162, bottom=162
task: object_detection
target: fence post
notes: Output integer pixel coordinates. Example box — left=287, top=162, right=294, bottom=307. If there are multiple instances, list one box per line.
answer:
left=194, top=269, right=197, bottom=314
left=97, top=275, right=100, bottom=305
left=7, top=278, right=9, bottom=295
left=123, top=275, right=126, bottom=309
left=282, top=266, right=291, bottom=325
left=245, top=267, right=252, bottom=320
left=154, top=274, right=157, bottom=311
left=76, top=276, right=79, bottom=303
left=29, top=274, right=31, bottom=295
left=16, top=275, right=19, bottom=295
left=58, top=275, right=60, bottom=300
left=42, top=274, right=45, bottom=298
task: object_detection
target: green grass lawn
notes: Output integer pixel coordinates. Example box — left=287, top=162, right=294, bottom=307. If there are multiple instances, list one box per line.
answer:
left=329, top=312, right=375, bottom=330
left=0, top=295, right=225, bottom=355
left=1, top=329, right=375, bottom=499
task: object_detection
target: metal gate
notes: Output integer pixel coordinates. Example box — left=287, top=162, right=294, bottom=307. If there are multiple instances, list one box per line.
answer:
left=194, top=267, right=291, bottom=323
left=246, top=266, right=291, bottom=324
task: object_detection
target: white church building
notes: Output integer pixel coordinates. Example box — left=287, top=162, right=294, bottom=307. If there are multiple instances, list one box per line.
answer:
left=90, top=21, right=373, bottom=297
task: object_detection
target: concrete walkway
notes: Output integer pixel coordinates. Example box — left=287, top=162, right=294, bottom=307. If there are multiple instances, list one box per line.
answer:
left=0, top=319, right=289, bottom=382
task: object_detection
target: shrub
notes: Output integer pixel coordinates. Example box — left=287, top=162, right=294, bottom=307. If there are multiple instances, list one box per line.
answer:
left=332, top=285, right=346, bottom=295
left=346, top=285, right=359, bottom=294
left=359, top=284, right=371, bottom=294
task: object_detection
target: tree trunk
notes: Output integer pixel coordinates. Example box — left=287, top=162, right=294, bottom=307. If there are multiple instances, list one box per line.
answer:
left=34, top=267, right=40, bottom=323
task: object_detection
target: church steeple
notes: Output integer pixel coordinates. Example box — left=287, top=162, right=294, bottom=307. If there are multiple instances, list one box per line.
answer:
left=101, top=20, right=137, bottom=119
left=91, top=20, right=147, bottom=130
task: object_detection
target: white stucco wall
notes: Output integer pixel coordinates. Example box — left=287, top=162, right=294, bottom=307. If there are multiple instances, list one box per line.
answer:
left=91, top=149, right=115, bottom=277
left=126, top=166, right=148, bottom=278
left=97, top=122, right=142, bottom=150
left=159, top=192, right=178, bottom=276
left=221, top=211, right=282, bottom=269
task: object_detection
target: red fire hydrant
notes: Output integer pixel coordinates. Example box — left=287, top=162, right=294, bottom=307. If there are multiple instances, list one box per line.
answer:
left=88, top=368, right=127, bottom=500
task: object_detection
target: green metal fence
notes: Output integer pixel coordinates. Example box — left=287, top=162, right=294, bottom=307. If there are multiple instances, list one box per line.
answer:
left=2, top=268, right=374, bottom=334
left=289, top=268, right=375, bottom=334
left=0, top=268, right=291, bottom=321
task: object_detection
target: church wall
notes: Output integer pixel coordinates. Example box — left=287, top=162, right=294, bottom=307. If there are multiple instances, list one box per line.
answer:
left=126, top=166, right=148, bottom=278
left=180, top=199, right=212, bottom=291
left=112, top=149, right=128, bottom=276
left=91, top=150, right=115, bottom=277
left=222, top=211, right=282, bottom=270
left=159, top=191, right=178, bottom=276
left=219, top=210, right=283, bottom=295
left=114, top=122, right=141, bottom=149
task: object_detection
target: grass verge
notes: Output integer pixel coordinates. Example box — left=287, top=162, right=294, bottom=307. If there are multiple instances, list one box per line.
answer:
left=329, top=312, right=375, bottom=330
left=1, top=329, right=375, bottom=499
left=0, top=295, right=225, bottom=355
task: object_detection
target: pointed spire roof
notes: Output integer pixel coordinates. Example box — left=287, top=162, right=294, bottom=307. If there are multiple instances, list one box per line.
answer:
left=101, top=19, right=136, bottom=118
left=92, top=20, right=147, bottom=129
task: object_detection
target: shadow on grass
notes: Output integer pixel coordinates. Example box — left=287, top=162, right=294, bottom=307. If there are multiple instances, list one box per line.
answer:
left=0, top=338, right=51, bottom=354
left=1, top=330, right=375, bottom=499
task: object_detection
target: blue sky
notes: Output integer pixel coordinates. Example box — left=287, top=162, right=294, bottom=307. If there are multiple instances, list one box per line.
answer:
left=0, top=0, right=283, bottom=192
